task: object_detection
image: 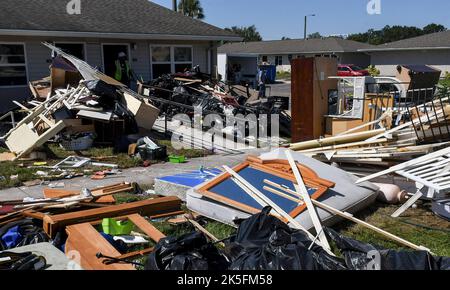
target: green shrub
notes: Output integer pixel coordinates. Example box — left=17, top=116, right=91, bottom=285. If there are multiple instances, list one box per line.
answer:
left=366, top=65, right=380, bottom=76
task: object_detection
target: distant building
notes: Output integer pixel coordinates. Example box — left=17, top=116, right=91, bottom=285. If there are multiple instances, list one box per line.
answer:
left=360, top=30, right=450, bottom=76
left=218, top=38, right=374, bottom=73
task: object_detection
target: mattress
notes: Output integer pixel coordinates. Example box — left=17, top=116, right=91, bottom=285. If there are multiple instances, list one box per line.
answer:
left=187, top=148, right=380, bottom=231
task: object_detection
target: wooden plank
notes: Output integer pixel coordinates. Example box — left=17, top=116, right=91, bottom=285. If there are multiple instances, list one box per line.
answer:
left=44, top=183, right=133, bottom=198
left=43, top=189, right=79, bottom=199
left=391, top=190, right=424, bottom=218
left=285, top=150, right=331, bottom=251
left=127, top=214, right=165, bottom=242
left=43, top=196, right=181, bottom=237
left=222, top=165, right=335, bottom=257
left=187, top=218, right=224, bottom=247
left=298, top=138, right=388, bottom=153
left=65, top=223, right=134, bottom=270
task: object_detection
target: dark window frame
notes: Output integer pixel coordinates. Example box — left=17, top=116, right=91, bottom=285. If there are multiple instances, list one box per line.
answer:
left=0, top=43, right=28, bottom=87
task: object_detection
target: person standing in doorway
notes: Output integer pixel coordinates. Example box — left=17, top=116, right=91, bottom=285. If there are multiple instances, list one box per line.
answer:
left=114, top=52, right=133, bottom=87
left=257, top=68, right=267, bottom=99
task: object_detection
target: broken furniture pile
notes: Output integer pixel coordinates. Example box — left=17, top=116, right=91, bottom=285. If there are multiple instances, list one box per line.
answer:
left=289, top=94, right=450, bottom=173
left=1, top=43, right=159, bottom=161
left=0, top=182, right=185, bottom=270
left=288, top=90, right=450, bottom=222
left=1, top=147, right=449, bottom=270
left=138, top=67, right=292, bottom=137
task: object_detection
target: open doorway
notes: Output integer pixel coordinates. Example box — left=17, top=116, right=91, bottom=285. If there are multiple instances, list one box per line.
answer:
left=102, top=44, right=130, bottom=78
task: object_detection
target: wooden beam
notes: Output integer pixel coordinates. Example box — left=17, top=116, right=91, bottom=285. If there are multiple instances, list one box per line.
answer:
left=43, top=196, right=181, bottom=237
left=65, top=223, right=135, bottom=270
left=285, top=150, right=331, bottom=251
left=127, top=214, right=165, bottom=242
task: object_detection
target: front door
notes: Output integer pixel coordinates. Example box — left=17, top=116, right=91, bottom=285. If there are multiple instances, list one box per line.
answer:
left=102, top=44, right=130, bottom=78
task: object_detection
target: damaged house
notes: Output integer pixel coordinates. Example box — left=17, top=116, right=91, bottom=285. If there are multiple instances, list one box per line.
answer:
left=0, top=0, right=240, bottom=114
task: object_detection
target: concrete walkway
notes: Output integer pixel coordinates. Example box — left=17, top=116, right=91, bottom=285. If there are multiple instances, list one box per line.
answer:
left=0, top=149, right=266, bottom=201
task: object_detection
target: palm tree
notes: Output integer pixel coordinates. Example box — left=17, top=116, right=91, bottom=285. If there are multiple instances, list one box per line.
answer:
left=178, top=0, right=205, bottom=20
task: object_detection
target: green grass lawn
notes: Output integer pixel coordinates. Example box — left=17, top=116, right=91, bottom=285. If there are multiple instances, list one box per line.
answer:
left=276, top=71, right=291, bottom=80
left=334, top=201, right=450, bottom=257
left=0, top=140, right=213, bottom=190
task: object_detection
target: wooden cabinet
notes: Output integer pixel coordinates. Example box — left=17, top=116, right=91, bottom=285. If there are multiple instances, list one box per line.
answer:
left=291, top=57, right=337, bottom=142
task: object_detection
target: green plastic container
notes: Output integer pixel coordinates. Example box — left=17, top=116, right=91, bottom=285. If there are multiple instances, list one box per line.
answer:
left=101, top=218, right=134, bottom=235
left=169, top=155, right=186, bottom=163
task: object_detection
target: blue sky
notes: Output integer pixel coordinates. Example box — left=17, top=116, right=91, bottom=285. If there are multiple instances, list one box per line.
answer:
left=151, top=0, right=450, bottom=40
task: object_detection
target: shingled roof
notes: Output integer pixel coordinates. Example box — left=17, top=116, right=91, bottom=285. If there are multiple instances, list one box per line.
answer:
left=359, top=30, right=450, bottom=51
left=0, top=0, right=240, bottom=41
left=218, top=38, right=375, bottom=55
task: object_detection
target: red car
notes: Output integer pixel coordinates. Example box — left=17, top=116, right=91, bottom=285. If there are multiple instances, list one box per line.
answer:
left=337, top=64, right=369, bottom=77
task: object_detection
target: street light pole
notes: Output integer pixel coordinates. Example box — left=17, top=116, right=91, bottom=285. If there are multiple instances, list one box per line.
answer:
left=304, top=14, right=316, bottom=39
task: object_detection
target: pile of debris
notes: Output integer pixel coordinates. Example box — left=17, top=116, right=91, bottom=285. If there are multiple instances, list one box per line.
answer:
left=0, top=181, right=185, bottom=270
left=1, top=43, right=159, bottom=161
left=290, top=94, right=450, bottom=173
left=1, top=178, right=448, bottom=270
left=287, top=91, right=450, bottom=220
left=138, top=67, right=292, bottom=137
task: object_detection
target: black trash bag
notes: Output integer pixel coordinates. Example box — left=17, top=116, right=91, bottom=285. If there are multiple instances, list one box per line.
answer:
left=84, top=79, right=120, bottom=107
left=225, top=207, right=346, bottom=270
left=325, top=228, right=450, bottom=270
left=0, top=219, right=50, bottom=251
left=145, top=231, right=229, bottom=270
left=84, top=79, right=119, bottom=98
left=0, top=251, right=47, bottom=270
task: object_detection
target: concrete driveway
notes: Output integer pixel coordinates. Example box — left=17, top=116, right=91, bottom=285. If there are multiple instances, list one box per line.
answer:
left=0, top=149, right=267, bottom=201
left=267, top=81, right=291, bottom=97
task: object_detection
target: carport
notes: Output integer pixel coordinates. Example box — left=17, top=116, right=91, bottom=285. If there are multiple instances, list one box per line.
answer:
left=217, top=53, right=259, bottom=87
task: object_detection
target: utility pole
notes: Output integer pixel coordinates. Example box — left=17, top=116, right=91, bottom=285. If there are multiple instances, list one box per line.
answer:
left=172, top=0, right=177, bottom=12
left=304, top=14, right=316, bottom=39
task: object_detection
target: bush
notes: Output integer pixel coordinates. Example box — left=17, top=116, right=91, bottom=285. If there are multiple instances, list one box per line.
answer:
left=437, top=71, right=450, bottom=97
left=367, top=65, right=380, bottom=76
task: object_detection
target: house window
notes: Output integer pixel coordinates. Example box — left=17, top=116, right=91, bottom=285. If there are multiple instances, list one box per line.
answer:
left=0, top=44, right=27, bottom=87
left=262, top=55, right=268, bottom=62
left=151, top=46, right=193, bottom=78
left=288, top=55, right=293, bottom=62
left=275, top=55, right=283, bottom=66
left=54, top=43, right=85, bottom=60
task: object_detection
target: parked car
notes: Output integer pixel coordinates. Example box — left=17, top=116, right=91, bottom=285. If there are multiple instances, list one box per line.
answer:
left=337, top=64, right=370, bottom=77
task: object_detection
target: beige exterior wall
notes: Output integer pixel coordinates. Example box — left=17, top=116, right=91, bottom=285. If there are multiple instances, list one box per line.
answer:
left=369, top=49, right=450, bottom=76
left=0, top=35, right=219, bottom=112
